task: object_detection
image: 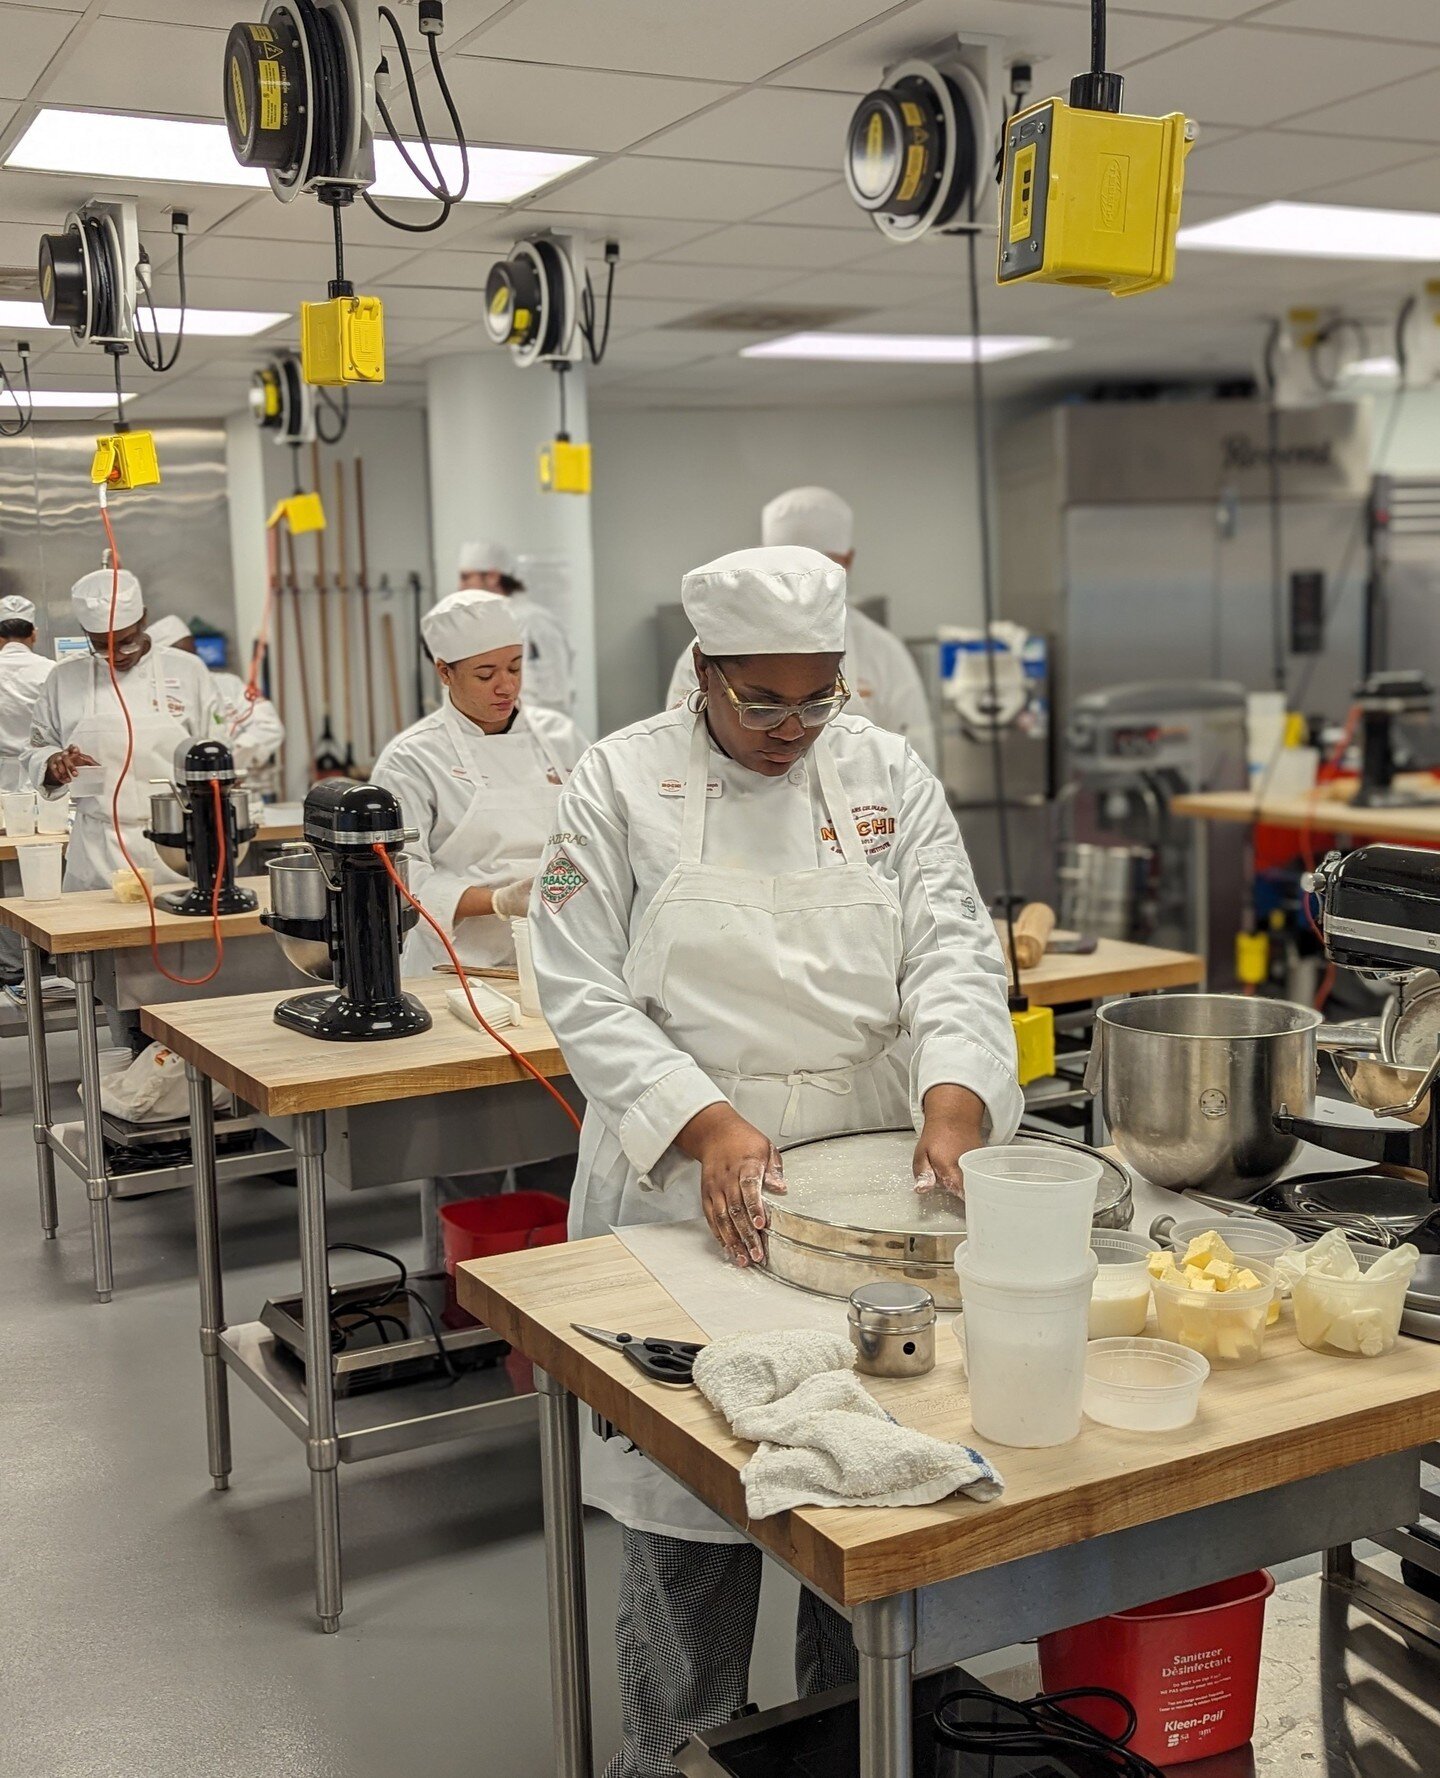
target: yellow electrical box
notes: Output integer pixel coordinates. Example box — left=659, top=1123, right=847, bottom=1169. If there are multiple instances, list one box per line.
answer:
left=266, top=492, right=326, bottom=535
left=91, top=431, right=161, bottom=490
left=997, top=98, right=1194, bottom=298
left=1011, top=1004, right=1056, bottom=1088
left=1235, top=930, right=1270, bottom=987
left=300, top=294, right=385, bottom=387
left=539, top=438, right=592, bottom=495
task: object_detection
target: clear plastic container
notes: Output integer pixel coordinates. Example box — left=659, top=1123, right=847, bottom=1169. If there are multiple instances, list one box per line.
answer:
left=35, top=795, right=71, bottom=835
left=955, top=1242, right=1098, bottom=1448
left=17, top=840, right=63, bottom=901
left=510, top=917, right=541, bottom=1019
left=1164, top=1217, right=1299, bottom=1268
left=960, top=1141, right=1102, bottom=1282
left=1083, top=1337, right=1210, bottom=1431
left=1290, top=1244, right=1417, bottom=1358
left=1, top=789, right=36, bottom=835
left=1152, top=1259, right=1276, bottom=1369
left=1089, top=1231, right=1159, bottom=1339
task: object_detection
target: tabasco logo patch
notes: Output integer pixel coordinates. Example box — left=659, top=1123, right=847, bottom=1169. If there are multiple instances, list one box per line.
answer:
left=540, top=847, right=588, bottom=912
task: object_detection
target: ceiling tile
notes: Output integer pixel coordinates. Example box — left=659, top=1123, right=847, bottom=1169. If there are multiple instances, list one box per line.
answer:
left=1185, top=129, right=1434, bottom=199
left=374, top=247, right=490, bottom=289
left=659, top=221, right=879, bottom=270
left=443, top=57, right=732, bottom=154
left=1252, top=0, right=1440, bottom=42
left=450, top=207, right=723, bottom=263
left=181, top=233, right=409, bottom=286
left=0, top=6, right=85, bottom=103
left=1294, top=67, right=1440, bottom=144
left=752, top=180, right=877, bottom=232
left=635, top=86, right=857, bottom=171
left=464, top=0, right=900, bottom=84
left=527, top=156, right=833, bottom=224
left=762, top=267, right=965, bottom=311
left=1302, top=153, right=1440, bottom=210
left=1118, top=25, right=1434, bottom=128
left=615, top=260, right=792, bottom=302
left=42, top=18, right=229, bottom=119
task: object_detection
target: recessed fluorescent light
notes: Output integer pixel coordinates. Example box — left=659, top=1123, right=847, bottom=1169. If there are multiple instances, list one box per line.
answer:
left=1178, top=200, right=1440, bottom=262
left=2, top=390, right=135, bottom=410
left=0, top=299, right=287, bottom=336
left=741, top=331, right=1065, bottom=364
left=1342, top=354, right=1401, bottom=381
left=7, top=109, right=588, bottom=203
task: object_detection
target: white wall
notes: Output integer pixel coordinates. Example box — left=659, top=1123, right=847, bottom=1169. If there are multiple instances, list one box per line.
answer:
left=1371, top=389, right=1440, bottom=474
left=587, top=401, right=991, bottom=733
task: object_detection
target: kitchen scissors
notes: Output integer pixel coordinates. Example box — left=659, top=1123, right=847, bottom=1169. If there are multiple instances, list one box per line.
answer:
left=572, top=1323, right=704, bottom=1385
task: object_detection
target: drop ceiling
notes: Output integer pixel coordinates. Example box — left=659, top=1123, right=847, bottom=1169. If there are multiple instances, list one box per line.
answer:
left=0, top=0, right=1437, bottom=419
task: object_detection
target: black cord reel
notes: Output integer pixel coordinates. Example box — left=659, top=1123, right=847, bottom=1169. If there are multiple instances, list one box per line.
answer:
left=38, top=205, right=129, bottom=343
left=483, top=234, right=579, bottom=366
left=844, top=54, right=991, bottom=240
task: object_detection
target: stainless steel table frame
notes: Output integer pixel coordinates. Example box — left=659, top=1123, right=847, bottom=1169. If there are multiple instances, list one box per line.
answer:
left=21, top=935, right=293, bottom=1302
left=183, top=1066, right=577, bottom=1631
left=532, top=1374, right=1424, bottom=1778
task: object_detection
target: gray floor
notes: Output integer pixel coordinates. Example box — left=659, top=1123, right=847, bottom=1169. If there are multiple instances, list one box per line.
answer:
left=5, top=1023, right=1440, bottom=1776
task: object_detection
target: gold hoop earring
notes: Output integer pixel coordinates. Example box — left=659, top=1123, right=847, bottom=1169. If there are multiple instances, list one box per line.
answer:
left=687, top=688, right=708, bottom=714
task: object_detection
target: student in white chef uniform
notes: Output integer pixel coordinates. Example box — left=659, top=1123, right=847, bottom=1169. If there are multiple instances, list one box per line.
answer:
left=666, top=485, right=938, bottom=769
left=532, top=545, right=1020, bottom=1777
left=26, top=569, right=221, bottom=893
left=373, top=588, right=588, bottom=1261
left=146, top=614, right=286, bottom=776
left=0, top=594, right=57, bottom=985
left=456, top=538, right=575, bottom=717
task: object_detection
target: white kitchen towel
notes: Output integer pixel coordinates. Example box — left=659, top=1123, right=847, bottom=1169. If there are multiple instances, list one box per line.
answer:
left=692, top=1332, right=1004, bottom=1518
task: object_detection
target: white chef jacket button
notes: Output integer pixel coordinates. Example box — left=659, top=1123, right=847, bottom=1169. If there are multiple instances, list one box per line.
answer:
left=787, top=767, right=805, bottom=786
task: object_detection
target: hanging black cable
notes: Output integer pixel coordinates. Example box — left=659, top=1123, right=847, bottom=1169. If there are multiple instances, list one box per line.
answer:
left=579, top=244, right=619, bottom=364
left=362, top=4, right=470, bottom=234
left=289, top=439, right=304, bottom=498
left=108, top=346, right=129, bottom=433
left=554, top=361, right=569, bottom=438
left=1267, top=402, right=1285, bottom=691
left=327, top=197, right=352, bottom=298
left=1091, top=0, right=1107, bottom=78
left=964, top=228, right=1024, bottom=1000
left=0, top=344, right=33, bottom=438
left=133, top=229, right=187, bottom=374
left=316, top=385, right=350, bottom=445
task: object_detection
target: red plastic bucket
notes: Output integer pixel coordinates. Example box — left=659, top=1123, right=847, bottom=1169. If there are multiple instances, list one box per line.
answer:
left=440, top=1191, right=568, bottom=1276
left=1038, top=1569, right=1275, bottom=1766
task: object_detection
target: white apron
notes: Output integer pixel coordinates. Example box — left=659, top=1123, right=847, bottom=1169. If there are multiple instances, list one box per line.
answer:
left=64, top=653, right=187, bottom=893
left=404, top=703, right=569, bottom=975
left=576, top=713, right=913, bottom=1541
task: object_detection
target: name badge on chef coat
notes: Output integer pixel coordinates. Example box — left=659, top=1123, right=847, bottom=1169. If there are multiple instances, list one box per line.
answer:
left=659, top=776, right=722, bottom=798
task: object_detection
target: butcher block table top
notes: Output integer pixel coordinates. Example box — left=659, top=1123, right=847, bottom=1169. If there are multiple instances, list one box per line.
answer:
left=459, top=1235, right=1440, bottom=1608
left=1014, top=935, right=1201, bottom=1003
left=1173, top=789, right=1440, bottom=844
left=141, top=974, right=567, bottom=1116
left=0, top=881, right=275, bottom=953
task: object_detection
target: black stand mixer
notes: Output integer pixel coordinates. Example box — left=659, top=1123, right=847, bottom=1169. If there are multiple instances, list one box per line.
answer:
left=262, top=780, right=432, bottom=1042
left=144, top=739, right=259, bottom=916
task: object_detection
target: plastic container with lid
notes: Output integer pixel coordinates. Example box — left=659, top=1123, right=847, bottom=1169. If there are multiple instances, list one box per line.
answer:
left=1088, top=1230, right=1158, bottom=1338
left=955, top=1242, right=1097, bottom=1448
left=1083, top=1337, right=1209, bottom=1431
left=1289, top=1241, right=1418, bottom=1358
left=1152, top=1258, right=1276, bottom=1368
left=1163, top=1216, right=1299, bottom=1268
left=960, top=1142, right=1102, bottom=1282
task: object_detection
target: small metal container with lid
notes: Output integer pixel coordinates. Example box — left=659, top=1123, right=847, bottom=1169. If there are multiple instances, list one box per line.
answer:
left=847, top=1281, right=936, bottom=1378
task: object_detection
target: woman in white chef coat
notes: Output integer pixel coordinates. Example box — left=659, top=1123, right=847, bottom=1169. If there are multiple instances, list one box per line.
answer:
left=25, top=568, right=221, bottom=895
left=373, top=588, right=588, bottom=1255
left=531, top=545, right=1021, bottom=1777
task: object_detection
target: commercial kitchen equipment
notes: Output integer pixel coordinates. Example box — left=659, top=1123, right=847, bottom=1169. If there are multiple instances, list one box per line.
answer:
left=144, top=738, right=258, bottom=916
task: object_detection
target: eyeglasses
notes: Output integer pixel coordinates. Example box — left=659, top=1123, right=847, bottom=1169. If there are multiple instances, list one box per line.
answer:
left=710, top=664, right=849, bottom=732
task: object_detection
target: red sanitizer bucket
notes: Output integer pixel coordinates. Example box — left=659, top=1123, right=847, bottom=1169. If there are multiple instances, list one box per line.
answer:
left=440, top=1191, right=568, bottom=1276
left=1038, top=1569, right=1275, bottom=1766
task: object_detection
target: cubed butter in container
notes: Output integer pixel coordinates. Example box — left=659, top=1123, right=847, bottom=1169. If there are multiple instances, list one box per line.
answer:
left=1150, top=1241, right=1276, bottom=1368
left=1279, top=1230, right=1420, bottom=1359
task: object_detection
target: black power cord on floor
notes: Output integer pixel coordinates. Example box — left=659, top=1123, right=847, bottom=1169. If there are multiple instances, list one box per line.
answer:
left=933, top=1684, right=1167, bottom=1776
left=325, top=1241, right=459, bottom=1383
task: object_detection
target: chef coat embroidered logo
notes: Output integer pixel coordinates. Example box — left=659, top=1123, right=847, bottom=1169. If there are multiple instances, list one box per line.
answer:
left=820, top=803, right=895, bottom=858
left=540, top=847, right=587, bottom=911
left=959, top=892, right=978, bottom=920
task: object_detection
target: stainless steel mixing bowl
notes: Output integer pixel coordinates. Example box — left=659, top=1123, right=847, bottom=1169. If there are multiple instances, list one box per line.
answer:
left=1093, top=993, right=1321, bottom=1196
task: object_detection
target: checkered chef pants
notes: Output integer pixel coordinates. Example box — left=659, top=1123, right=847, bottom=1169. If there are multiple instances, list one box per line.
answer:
left=605, top=1527, right=858, bottom=1778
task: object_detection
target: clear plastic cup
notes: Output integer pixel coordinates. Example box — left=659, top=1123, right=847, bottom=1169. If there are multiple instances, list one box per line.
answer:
left=1152, top=1259, right=1276, bottom=1369
left=956, top=1242, right=1098, bottom=1448
left=35, top=795, right=71, bottom=835
left=18, top=841, right=63, bottom=901
left=1290, top=1243, right=1417, bottom=1358
left=510, top=916, right=541, bottom=1019
left=960, top=1142, right=1103, bottom=1281
left=1083, top=1338, right=1210, bottom=1431
left=1, top=790, right=37, bottom=835
left=1164, top=1217, right=1299, bottom=1268
left=1089, top=1231, right=1159, bottom=1339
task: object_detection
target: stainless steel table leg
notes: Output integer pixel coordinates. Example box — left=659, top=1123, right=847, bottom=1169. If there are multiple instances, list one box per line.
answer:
left=71, top=950, right=113, bottom=1302
left=186, top=1060, right=231, bottom=1492
left=1191, top=818, right=1210, bottom=974
left=854, top=1592, right=916, bottom=1778
left=295, top=1109, right=342, bottom=1632
left=23, top=937, right=58, bottom=1240
left=535, top=1366, right=594, bottom=1778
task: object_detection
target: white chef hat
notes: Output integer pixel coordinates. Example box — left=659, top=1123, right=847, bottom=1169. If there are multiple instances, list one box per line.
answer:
left=0, top=594, right=36, bottom=624
left=72, top=567, right=144, bottom=632
left=682, top=546, right=846, bottom=658
left=147, top=614, right=193, bottom=650
left=456, top=538, right=517, bottom=580
left=422, top=588, right=524, bottom=663
left=761, top=486, right=854, bottom=557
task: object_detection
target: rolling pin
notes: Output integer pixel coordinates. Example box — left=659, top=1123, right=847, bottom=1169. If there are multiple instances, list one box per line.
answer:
left=1012, top=902, right=1056, bottom=970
